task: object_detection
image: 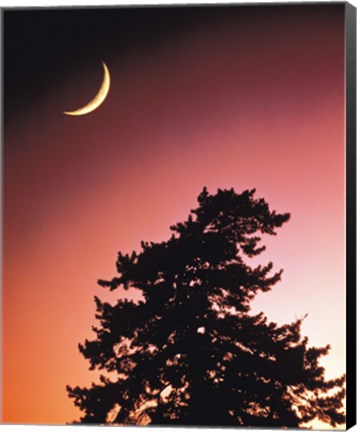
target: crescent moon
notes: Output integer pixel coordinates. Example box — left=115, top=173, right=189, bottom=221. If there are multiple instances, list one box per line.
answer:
left=63, top=62, right=111, bottom=116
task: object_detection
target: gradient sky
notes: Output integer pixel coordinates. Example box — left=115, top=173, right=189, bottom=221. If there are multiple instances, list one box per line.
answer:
left=3, top=4, right=346, bottom=425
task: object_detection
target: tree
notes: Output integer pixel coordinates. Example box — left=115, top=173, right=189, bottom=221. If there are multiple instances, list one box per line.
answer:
left=67, top=187, right=345, bottom=427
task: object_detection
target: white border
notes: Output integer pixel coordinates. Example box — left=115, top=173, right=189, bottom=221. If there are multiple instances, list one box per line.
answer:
left=0, top=0, right=356, bottom=7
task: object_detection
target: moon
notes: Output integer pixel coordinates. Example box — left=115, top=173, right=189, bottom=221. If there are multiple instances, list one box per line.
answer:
left=63, top=61, right=111, bottom=116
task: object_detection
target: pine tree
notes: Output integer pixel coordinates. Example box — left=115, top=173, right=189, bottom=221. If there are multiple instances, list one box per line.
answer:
left=67, top=187, right=345, bottom=427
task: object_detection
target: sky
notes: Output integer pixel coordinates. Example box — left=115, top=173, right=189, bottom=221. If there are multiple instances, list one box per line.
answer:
left=3, top=3, right=346, bottom=426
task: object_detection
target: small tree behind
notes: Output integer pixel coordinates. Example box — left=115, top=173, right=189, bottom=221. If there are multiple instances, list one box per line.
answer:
left=67, top=187, right=345, bottom=427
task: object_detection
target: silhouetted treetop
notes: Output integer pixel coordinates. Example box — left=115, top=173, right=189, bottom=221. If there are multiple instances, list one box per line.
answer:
left=68, top=187, right=345, bottom=427
left=99, top=188, right=290, bottom=297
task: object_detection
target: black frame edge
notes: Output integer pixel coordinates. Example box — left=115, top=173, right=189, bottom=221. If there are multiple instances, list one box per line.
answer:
left=346, top=1, right=356, bottom=430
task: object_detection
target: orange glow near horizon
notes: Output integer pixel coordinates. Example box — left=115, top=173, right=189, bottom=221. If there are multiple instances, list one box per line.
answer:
left=3, top=6, right=346, bottom=426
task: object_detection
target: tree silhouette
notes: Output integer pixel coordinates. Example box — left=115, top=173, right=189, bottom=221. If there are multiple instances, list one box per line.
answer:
left=67, top=187, right=345, bottom=427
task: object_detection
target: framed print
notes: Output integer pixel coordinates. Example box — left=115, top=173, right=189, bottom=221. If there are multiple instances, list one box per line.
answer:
left=2, top=2, right=356, bottom=429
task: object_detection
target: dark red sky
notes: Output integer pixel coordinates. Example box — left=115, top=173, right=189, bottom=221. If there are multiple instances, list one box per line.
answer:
left=3, top=4, right=346, bottom=425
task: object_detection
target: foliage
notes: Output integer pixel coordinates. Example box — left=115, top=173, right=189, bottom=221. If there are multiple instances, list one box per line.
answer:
left=67, top=187, right=345, bottom=427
